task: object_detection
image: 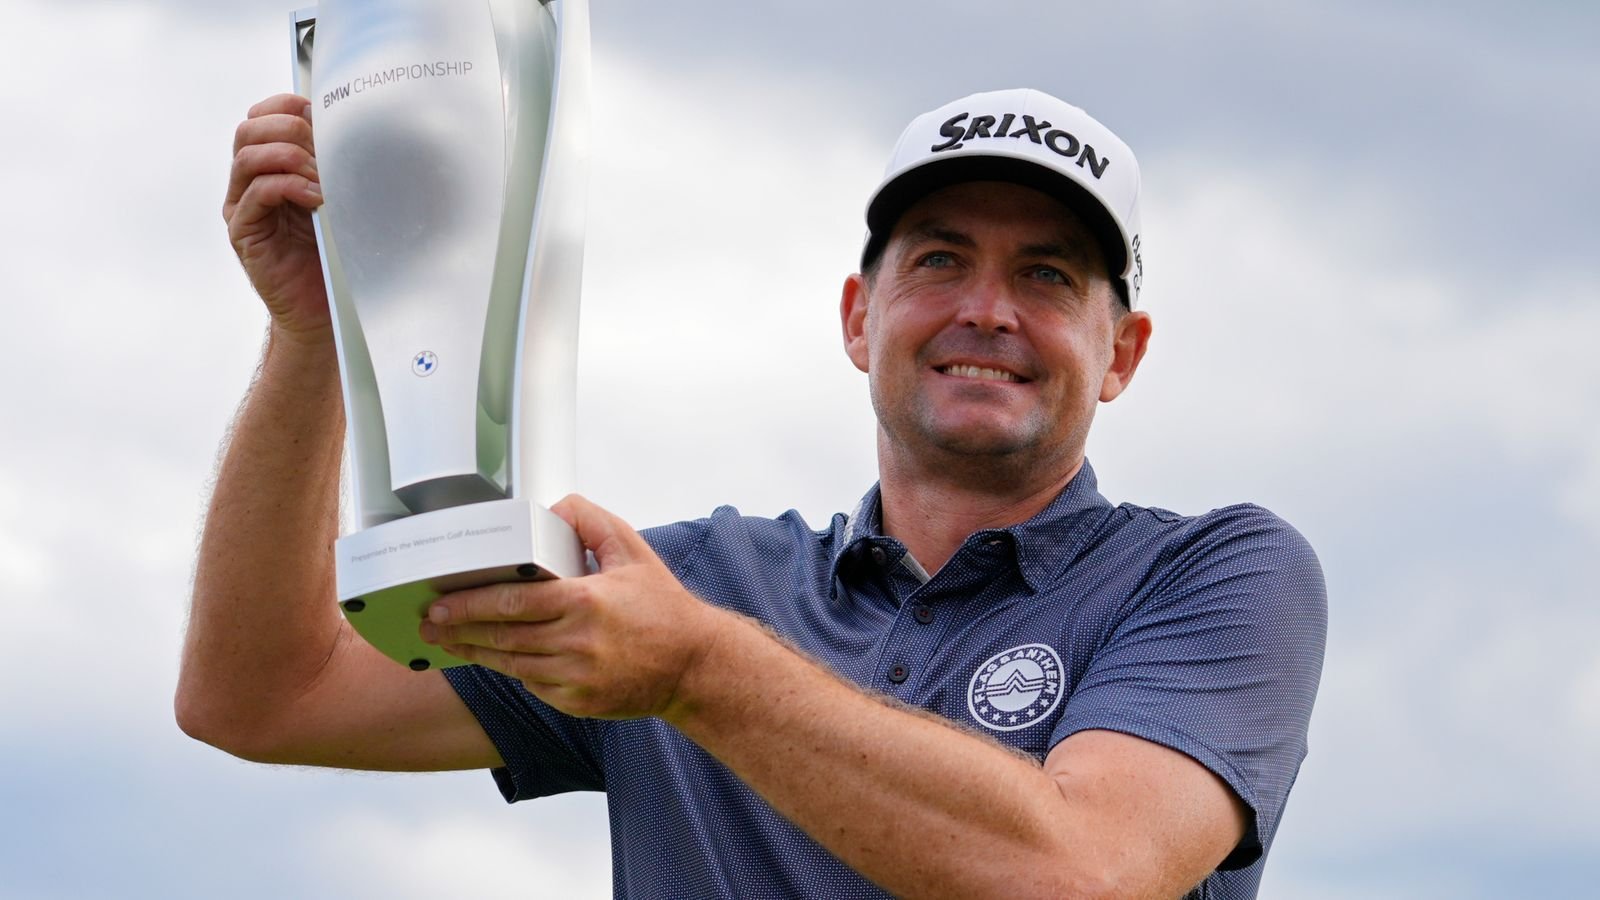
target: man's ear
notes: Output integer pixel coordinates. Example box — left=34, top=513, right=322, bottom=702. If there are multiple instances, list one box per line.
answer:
left=841, top=273, right=871, bottom=373
left=1100, top=310, right=1152, bottom=402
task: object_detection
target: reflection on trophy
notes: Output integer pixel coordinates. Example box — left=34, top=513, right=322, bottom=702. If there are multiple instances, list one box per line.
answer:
left=290, top=0, right=591, bottom=671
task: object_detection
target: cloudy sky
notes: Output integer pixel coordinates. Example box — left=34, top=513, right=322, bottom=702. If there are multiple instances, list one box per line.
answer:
left=2, top=0, right=1596, bottom=896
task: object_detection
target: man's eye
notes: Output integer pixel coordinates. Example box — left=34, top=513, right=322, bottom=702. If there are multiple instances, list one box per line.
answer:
left=918, top=251, right=956, bottom=268
left=1029, top=266, right=1069, bottom=285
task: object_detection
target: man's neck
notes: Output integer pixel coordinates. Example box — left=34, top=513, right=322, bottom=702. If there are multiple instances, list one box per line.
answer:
left=875, top=444, right=1084, bottom=576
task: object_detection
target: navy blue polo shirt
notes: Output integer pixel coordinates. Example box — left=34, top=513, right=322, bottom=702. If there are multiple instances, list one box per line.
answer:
left=444, top=462, right=1327, bottom=899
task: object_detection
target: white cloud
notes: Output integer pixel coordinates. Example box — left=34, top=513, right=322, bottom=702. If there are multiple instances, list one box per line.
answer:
left=0, top=477, right=50, bottom=591
left=1302, top=569, right=1599, bottom=828
left=311, top=801, right=612, bottom=899
left=1571, top=654, right=1600, bottom=744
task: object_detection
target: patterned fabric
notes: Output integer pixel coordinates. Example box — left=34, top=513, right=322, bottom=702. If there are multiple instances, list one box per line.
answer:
left=445, top=461, right=1328, bottom=898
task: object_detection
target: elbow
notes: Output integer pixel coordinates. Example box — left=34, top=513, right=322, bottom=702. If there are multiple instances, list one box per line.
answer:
left=173, top=679, right=279, bottom=763
left=173, top=684, right=239, bottom=756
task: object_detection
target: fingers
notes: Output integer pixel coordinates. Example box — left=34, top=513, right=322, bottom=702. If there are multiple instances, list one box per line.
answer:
left=423, top=619, right=560, bottom=655
left=247, top=92, right=314, bottom=120
left=226, top=173, right=322, bottom=235
left=552, top=494, right=651, bottom=569
left=437, top=641, right=565, bottom=687
left=421, top=585, right=584, bottom=694
left=421, top=582, right=571, bottom=662
left=428, top=580, right=570, bottom=626
left=226, top=142, right=318, bottom=212
left=225, top=95, right=318, bottom=221
left=234, top=110, right=314, bottom=157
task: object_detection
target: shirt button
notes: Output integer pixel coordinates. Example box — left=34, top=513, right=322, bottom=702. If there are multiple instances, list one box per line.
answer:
left=870, top=546, right=888, bottom=565
left=913, top=604, right=934, bottom=624
left=887, top=664, right=909, bottom=683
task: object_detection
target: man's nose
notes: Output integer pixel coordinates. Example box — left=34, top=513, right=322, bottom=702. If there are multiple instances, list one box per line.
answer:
left=957, top=275, right=1020, bottom=333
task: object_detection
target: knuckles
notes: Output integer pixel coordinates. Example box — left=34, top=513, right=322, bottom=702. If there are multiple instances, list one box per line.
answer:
left=486, top=621, right=516, bottom=651
left=564, top=579, right=599, bottom=615
left=493, top=583, right=525, bottom=620
left=233, top=121, right=313, bottom=163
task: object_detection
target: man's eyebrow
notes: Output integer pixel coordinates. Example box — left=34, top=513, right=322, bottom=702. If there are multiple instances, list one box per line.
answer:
left=900, top=221, right=1098, bottom=270
left=901, top=222, right=975, bottom=248
left=1018, top=240, right=1094, bottom=268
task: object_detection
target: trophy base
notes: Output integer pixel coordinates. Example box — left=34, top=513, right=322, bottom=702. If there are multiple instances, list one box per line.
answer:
left=334, top=497, right=586, bottom=670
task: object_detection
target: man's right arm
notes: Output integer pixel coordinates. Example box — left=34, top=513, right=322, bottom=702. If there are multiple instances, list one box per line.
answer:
left=174, top=93, right=499, bottom=772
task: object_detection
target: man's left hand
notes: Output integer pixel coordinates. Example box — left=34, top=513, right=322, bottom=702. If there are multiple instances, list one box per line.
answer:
left=420, top=494, right=729, bottom=720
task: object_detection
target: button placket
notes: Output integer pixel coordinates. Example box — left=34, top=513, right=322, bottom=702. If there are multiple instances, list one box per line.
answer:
left=876, top=587, right=958, bottom=693
left=872, top=551, right=988, bottom=695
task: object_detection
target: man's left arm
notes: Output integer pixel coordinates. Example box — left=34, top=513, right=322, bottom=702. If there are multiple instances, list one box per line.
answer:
left=422, top=496, right=1254, bottom=900
left=660, top=607, right=1249, bottom=900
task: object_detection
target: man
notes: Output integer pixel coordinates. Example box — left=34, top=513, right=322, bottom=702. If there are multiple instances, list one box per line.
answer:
left=181, top=87, right=1326, bottom=899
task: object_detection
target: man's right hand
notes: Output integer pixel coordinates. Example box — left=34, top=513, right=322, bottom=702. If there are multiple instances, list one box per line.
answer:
left=223, top=93, right=330, bottom=342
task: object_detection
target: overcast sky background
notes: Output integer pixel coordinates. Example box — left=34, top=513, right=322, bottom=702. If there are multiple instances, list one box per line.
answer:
left=1, top=0, right=1597, bottom=897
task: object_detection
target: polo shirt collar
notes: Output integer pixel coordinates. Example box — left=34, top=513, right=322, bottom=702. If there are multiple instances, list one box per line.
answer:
left=830, top=460, right=1114, bottom=594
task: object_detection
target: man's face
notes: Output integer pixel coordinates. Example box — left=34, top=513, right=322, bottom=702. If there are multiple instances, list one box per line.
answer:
left=842, top=181, right=1149, bottom=478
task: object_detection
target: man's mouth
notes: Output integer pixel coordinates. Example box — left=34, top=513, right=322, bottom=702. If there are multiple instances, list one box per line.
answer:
left=935, top=364, right=1026, bottom=384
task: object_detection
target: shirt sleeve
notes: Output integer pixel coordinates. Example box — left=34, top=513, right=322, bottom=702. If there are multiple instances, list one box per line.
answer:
left=443, top=664, right=607, bottom=802
left=1050, top=505, right=1328, bottom=869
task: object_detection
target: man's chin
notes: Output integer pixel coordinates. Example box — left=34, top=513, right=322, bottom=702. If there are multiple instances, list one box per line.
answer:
left=875, top=396, right=1058, bottom=464
left=921, top=423, right=1036, bottom=459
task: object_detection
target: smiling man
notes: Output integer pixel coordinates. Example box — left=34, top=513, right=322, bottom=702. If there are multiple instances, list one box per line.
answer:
left=182, top=87, right=1326, bottom=899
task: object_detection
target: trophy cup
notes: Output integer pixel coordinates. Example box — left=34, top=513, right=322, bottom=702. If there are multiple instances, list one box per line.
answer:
left=289, top=0, right=590, bottom=671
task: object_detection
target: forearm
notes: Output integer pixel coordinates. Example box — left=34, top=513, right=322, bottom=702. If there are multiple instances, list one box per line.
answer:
left=177, top=326, right=349, bottom=750
left=664, top=613, right=1094, bottom=900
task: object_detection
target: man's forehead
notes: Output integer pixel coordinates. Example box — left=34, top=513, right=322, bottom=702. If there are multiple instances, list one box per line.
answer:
left=890, top=184, right=1102, bottom=268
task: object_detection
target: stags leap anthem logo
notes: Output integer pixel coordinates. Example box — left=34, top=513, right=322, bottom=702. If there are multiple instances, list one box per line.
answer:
left=931, top=112, right=1110, bottom=179
left=967, top=643, right=1065, bottom=732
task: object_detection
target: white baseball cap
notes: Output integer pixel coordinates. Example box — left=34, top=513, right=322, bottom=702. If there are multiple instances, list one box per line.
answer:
left=861, top=88, right=1143, bottom=307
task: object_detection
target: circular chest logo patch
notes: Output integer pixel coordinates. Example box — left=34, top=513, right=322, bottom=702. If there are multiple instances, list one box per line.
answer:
left=967, top=643, right=1064, bottom=732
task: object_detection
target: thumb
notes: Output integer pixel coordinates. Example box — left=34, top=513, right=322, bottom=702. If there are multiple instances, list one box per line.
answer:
left=551, top=494, right=648, bottom=569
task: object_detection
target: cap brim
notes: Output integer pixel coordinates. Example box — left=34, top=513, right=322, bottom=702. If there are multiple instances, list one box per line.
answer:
left=862, top=155, right=1129, bottom=293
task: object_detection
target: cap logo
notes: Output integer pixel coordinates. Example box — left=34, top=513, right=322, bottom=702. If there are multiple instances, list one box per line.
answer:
left=930, top=112, right=1110, bottom=179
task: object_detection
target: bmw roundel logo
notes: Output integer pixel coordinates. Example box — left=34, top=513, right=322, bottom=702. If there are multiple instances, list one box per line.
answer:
left=967, top=643, right=1064, bottom=732
left=412, top=351, right=438, bottom=377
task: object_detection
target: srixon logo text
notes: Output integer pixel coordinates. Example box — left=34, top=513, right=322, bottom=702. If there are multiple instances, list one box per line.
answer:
left=931, top=113, right=1110, bottom=179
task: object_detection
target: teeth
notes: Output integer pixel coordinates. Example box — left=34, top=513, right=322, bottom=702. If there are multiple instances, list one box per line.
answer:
left=941, top=364, right=1020, bottom=383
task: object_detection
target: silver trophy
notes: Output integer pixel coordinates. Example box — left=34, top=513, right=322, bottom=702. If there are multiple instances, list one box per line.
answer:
left=290, top=0, right=590, bottom=671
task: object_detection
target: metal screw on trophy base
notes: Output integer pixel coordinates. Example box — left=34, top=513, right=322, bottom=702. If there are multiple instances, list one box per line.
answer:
left=517, top=564, right=539, bottom=578
left=343, top=599, right=366, bottom=613
left=410, top=659, right=431, bottom=671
